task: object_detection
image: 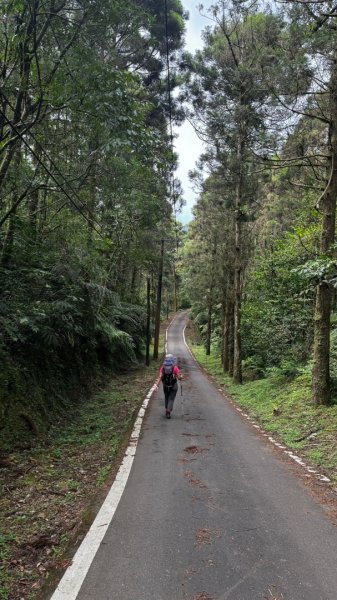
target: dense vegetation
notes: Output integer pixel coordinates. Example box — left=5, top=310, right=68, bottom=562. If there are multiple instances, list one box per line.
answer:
left=4, top=2, right=337, bottom=598
left=0, top=0, right=186, bottom=451
left=2, top=0, right=337, bottom=448
left=181, top=1, right=337, bottom=406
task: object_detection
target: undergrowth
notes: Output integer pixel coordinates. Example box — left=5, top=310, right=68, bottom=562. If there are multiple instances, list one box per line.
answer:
left=190, top=343, right=337, bottom=483
left=0, top=332, right=164, bottom=600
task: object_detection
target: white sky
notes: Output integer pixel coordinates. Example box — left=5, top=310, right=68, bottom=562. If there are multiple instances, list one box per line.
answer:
left=175, top=0, right=214, bottom=224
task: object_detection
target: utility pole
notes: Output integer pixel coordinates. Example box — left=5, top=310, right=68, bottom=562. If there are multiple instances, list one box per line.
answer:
left=153, top=238, right=164, bottom=359
left=145, top=276, right=151, bottom=366
left=173, top=261, right=178, bottom=312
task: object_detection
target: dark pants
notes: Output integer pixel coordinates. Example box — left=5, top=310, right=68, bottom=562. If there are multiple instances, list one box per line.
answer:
left=163, top=383, right=178, bottom=412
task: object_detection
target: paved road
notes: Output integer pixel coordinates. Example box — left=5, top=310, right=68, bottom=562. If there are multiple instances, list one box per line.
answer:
left=77, top=312, right=337, bottom=600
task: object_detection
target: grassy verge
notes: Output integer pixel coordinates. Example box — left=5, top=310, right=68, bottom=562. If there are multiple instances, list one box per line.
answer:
left=189, top=341, right=337, bottom=484
left=0, top=334, right=165, bottom=600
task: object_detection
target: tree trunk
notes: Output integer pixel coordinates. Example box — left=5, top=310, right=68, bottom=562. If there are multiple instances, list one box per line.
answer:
left=206, top=240, right=217, bottom=356
left=146, top=276, right=151, bottom=366
left=222, top=302, right=229, bottom=371
left=0, top=7, right=35, bottom=203
left=38, top=180, right=49, bottom=234
left=87, top=142, right=97, bottom=247
left=173, top=261, right=178, bottom=312
left=129, top=266, right=138, bottom=302
left=0, top=145, right=19, bottom=201
left=1, top=151, right=21, bottom=266
left=312, top=50, right=337, bottom=405
left=29, top=147, right=43, bottom=238
left=151, top=271, right=156, bottom=323
left=1, top=208, right=17, bottom=267
left=312, top=283, right=332, bottom=404
left=221, top=297, right=226, bottom=366
left=223, top=296, right=232, bottom=372
left=29, top=187, right=39, bottom=235
left=153, top=238, right=164, bottom=360
left=206, top=298, right=212, bottom=356
left=228, top=303, right=234, bottom=377
left=233, top=133, right=244, bottom=384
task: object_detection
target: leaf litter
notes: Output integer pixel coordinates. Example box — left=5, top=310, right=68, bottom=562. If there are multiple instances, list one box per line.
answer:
left=0, top=365, right=159, bottom=600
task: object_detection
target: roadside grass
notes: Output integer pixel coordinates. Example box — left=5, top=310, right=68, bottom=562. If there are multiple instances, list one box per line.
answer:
left=190, top=343, right=337, bottom=483
left=0, top=334, right=165, bottom=600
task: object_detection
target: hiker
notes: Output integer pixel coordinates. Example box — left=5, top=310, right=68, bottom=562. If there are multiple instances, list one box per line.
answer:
left=159, top=354, right=182, bottom=419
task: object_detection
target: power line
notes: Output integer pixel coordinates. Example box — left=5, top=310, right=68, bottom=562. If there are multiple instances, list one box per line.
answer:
left=164, top=0, right=174, bottom=163
left=164, top=0, right=179, bottom=253
left=26, top=128, right=103, bottom=232
left=164, top=0, right=180, bottom=313
left=0, top=107, right=104, bottom=236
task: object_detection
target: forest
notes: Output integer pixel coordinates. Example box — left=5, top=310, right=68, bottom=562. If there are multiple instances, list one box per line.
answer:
left=1, top=2, right=337, bottom=452
left=182, top=0, right=337, bottom=407
left=0, top=0, right=186, bottom=451
left=2, top=1, right=337, bottom=598
left=0, top=0, right=337, bottom=440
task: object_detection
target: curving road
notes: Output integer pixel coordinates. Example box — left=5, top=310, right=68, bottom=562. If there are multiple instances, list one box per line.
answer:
left=75, top=312, right=337, bottom=600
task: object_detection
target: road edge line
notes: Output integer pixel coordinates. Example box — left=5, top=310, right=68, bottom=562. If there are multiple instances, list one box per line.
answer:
left=183, top=319, right=332, bottom=488
left=50, top=380, right=159, bottom=600
left=50, top=315, right=184, bottom=599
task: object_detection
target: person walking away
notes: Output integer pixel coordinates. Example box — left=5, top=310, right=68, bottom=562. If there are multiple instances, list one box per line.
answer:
left=159, top=354, right=181, bottom=418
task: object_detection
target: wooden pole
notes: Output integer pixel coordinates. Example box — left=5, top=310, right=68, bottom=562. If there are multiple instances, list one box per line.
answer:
left=153, top=238, right=164, bottom=359
left=145, top=276, right=151, bottom=366
left=173, top=260, right=178, bottom=312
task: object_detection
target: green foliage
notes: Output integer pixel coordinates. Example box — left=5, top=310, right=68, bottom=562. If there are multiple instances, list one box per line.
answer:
left=0, top=534, right=16, bottom=563
left=180, top=0, right=337, bottom=407
left=0, top=351, right=162, bottom=600
left=242, top=355, right=266, bottom=379
left=0, top=0, right=187, bottom=451
left=190, top=338, right=337, bottom=479
left=96, top=465, right=112, bottom=486
left=295, top=256, right=337, bottom=287
left=242, top=231, right=315, bottom=369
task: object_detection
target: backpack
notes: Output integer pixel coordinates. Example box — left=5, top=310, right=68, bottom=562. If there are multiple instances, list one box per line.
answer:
left=161, top=363, right=177, bottom=388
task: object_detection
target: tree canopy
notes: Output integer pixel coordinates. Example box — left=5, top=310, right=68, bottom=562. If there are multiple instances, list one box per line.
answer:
left=0, top=0, right=187, bottom=449
left=181, top=0, right=337, bottom=405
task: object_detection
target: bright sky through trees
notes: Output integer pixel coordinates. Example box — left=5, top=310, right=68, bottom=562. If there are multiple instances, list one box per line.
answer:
left=175, top=0, right=213, bottom=224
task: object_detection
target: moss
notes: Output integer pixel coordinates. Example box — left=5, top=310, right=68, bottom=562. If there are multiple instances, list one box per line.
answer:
left=0, top=334, right=159, bottom=453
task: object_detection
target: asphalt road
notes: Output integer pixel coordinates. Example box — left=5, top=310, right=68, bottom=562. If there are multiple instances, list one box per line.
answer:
left=77, top=312, right=337, bottom=600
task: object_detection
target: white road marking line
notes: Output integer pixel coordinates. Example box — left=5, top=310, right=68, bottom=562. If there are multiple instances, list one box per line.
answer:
left=50, top=382, right=160, bottom=600
left=285, top=452, right=305, bottom=465
left=183, top=323, right=333, bottom=490
left=50, top=316, right=183, bottom=600
left=319, top=475, right=331, bottom=482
